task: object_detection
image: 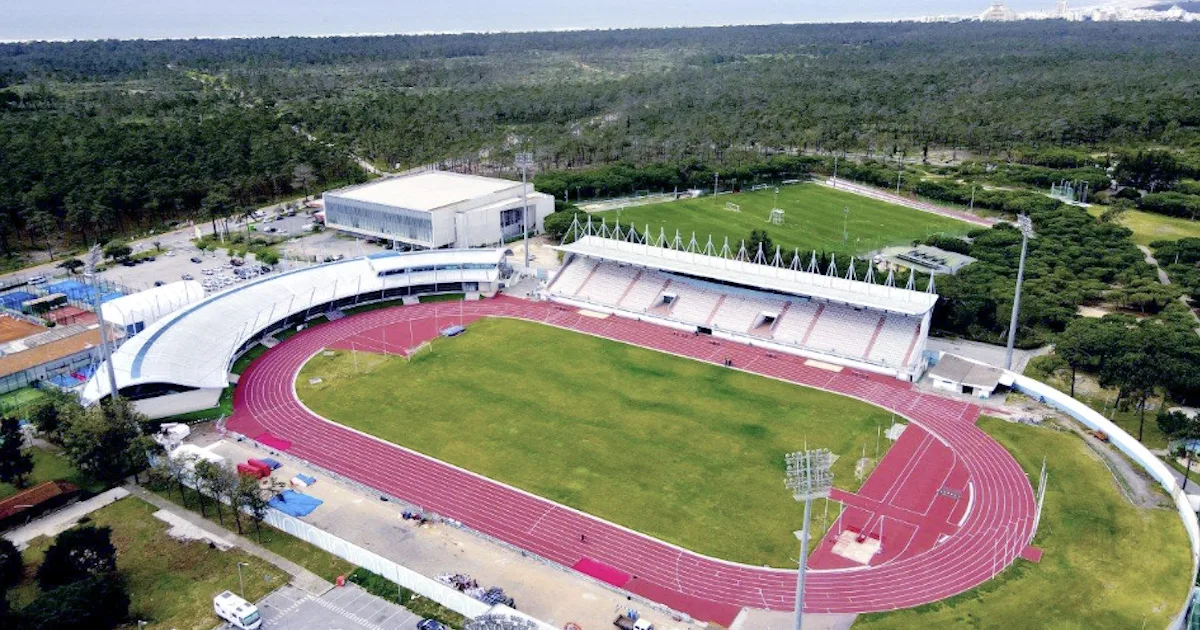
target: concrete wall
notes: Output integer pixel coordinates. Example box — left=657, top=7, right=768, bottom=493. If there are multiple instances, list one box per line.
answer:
left=134, top=387, right=223, bottom=420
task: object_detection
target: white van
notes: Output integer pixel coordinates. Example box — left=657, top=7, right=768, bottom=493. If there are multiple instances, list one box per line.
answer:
left=214, top=591, right=262, bottom=629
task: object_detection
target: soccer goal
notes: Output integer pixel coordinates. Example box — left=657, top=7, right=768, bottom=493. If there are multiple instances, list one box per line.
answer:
left=405, top=341, right=432, bottom=362
left=725, top=202, right=742, bottom=213
left=768, top=208, right=785, bottom=225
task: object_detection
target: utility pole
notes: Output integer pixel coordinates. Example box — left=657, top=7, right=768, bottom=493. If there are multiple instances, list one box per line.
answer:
left=714, top=172, right=719, bottom=200
left=1004, top=215, right=1036, bottom=371
left=832, top=155, right=839, bottom=187
left=784, top=449, right=833, bottom=630
left=516, top=153, right=533, bottom=269
left=85, top=246, right=119, bottom=401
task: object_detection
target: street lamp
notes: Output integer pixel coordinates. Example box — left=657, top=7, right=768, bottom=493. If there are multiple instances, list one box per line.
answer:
left=84, top=245, right=119, bottom=400
left=1004, top=215, right=1035, bottom=371
left=515, top=152, right=534, bottom=269
left=784, top=449, right=834, bottom=630
left=237, top=561, right=249, bottom=598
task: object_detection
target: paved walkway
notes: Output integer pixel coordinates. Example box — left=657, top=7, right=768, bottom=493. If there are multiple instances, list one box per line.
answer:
left=124, top=484, right=333, bottom=596
left=4, top=487, right=129, bottom=549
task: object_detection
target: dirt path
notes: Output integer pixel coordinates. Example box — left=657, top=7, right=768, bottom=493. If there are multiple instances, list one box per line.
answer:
left=1055, top=418, right=1168, bottom=509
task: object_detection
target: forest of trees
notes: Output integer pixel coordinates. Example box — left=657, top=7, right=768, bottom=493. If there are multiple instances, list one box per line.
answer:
left=3, top=21, right=1200, bottom=259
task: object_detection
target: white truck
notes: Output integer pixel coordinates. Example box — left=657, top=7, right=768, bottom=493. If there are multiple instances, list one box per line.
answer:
left=214, top=591, right=262, bottom=629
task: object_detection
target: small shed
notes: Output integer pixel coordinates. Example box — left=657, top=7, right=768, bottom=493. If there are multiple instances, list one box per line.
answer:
left=927, top=353, right=1012, bottom=399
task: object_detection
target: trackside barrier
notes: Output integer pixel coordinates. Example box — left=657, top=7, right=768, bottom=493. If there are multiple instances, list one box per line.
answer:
left=1011, top=374, right=1200, bottom=629
left=260, top=508, right=493, bottom=619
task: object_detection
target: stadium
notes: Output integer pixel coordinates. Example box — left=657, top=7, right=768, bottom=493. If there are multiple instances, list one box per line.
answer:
left=78, top=216, right=1198, bottom=627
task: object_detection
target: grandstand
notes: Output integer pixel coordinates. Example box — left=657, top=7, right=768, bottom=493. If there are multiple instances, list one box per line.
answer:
left=82, top=248, right=507, bottom=418
left=544, top=221, right=937, bottom=380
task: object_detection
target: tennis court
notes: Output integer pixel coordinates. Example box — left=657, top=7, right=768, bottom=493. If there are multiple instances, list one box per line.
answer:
left=0, top=315, right=46, bottom=344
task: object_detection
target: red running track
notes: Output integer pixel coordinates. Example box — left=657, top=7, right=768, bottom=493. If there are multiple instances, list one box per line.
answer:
left=227, top=296, right=1036, bottom=624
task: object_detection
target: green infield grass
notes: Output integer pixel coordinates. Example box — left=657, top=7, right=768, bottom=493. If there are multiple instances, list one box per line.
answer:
left=855, top=417, right=1192, bottom=629
left=592, top=183, right=973, bottom=256
left=296, top=317, right=896, bottom=567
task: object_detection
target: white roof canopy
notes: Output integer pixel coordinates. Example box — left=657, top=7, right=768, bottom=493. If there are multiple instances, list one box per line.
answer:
left=554, top=235, right=938, bottom=316
left=83, top=248, right=504, bottom=403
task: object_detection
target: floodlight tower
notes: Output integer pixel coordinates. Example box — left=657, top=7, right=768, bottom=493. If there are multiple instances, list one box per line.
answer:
left=84, top=245, right=120, bottom=400
left=516, top=152, right=534, bottom=269
left=1004, top=214, right=1035, bottom=371
left=784, top=449, right=834, bottom=630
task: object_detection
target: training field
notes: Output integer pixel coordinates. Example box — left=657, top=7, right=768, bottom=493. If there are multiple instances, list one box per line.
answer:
left=594, top=183, right=973, bottom=256
left=296, top=317, right=893, bottom=567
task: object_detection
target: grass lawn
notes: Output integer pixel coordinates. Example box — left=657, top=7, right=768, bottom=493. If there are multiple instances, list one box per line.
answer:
left=0, top=446, right=107, bottom=501
left=855, top=417, right=1192, bottom=629
left=149, top=485, right=356, bottom=583
left=0, top=386, right=45, bottom=416
left=1087, top=205, right=1200, bottom=246
left=593, top=183, right=973, bottom=256
left=296, top=317, right=895, bottom=567
left=6, top=496, right=288, bottom=629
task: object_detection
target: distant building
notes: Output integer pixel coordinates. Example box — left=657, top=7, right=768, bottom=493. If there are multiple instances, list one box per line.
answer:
left=322, top=171, right=554, bottom=250
left=980, top=2, right=1018, bottom=21
left=880, top=245, right=976, bottom=276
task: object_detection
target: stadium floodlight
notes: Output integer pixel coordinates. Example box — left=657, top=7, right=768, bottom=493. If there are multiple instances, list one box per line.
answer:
left=84, top=245, right=120, bottom=402
left=515, top=152, right=534, bottom=268
left=1004, top=215, right=1035, bottom=371
left=784, top=449, right=833, bottom=630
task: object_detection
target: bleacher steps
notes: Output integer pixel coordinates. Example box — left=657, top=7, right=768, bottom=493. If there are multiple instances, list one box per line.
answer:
left=861, top=315, right=888, bottom=359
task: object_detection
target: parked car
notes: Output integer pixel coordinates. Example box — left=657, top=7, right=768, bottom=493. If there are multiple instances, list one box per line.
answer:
left=230, top=258, right=244, bottom=267
left=154, top=281, right=164, bottom=287
left=417, top=620, right=448, bottom=630
left=191, top=257, right=202, bottom=263
left=181, top=274, right=194, bottom=281
left=146, top=255, right=156, bottom=262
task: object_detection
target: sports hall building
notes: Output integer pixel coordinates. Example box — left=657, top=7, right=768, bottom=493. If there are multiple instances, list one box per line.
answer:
left=323, top=171, right=554, bottom=250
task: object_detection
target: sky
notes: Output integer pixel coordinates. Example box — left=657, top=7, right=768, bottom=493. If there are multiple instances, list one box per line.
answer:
left=3, top=0, right=1068, bottom=42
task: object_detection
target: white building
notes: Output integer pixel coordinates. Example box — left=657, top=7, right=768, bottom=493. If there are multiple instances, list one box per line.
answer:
left=100, top=280, right=205, bottom=336
left=322, top=171, right=554, bottom=250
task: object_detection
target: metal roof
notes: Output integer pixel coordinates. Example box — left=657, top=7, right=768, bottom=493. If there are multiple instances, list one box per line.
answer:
left=554, top=236, right=938, bottom=316
left=82, top=249, right=504, bottom=403
left=326, top=172, right=522, bottom=212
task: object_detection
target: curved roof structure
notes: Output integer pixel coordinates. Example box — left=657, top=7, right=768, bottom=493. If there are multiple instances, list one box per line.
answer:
left=555, top=235, right=938, bottom=316
left=82, top=248, right=505, bottom=403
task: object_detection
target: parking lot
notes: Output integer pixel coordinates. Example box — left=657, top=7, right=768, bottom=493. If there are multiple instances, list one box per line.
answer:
left=253, top=584, right=420, bottom=630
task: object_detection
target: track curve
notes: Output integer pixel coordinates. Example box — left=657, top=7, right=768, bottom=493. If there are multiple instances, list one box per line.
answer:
left=227, top=296, right=1035, bottom=623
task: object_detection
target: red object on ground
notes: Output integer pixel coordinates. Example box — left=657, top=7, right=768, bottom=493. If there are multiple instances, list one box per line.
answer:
left=336, top=575, right=346, bottom=587
left=572, top=557, right=631, bottom=588
left=246, top=459, right=271, bottom=475
left=1020, top=546, right=1044, bottom=563
left=227, top=296, right=1037, bottom=623
left=236, top=463, right=267, bottom=479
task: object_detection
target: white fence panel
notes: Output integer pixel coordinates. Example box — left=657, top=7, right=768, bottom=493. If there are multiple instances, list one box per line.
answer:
left=1012, top=374, right=1199, bottom=628
left=261, top=509, right=492, bottom=619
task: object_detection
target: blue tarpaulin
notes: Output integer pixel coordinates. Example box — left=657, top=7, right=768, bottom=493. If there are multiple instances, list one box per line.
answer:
left=259, top=458, right=282, bottom=470
left=441, top=325, right=466, bottom=337
left=295, top=473, right=317, bottom=486
left=269, top=490, right=323, bottom=517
